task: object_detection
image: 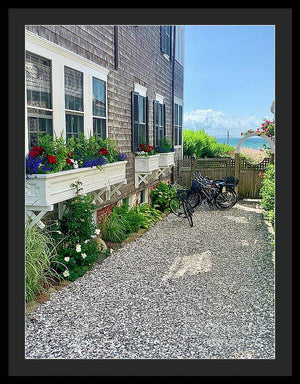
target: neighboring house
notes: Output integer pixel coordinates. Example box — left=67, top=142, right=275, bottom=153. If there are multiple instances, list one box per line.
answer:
left=25, top=25, right=184, bottom=223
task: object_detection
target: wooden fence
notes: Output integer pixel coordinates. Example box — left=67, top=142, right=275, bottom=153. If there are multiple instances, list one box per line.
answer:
left=175, top=157, right=273, bottom=199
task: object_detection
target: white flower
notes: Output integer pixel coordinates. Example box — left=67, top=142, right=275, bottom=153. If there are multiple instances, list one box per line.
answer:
left=64, top=257, right=70, bottom=262
left=63, top=270, right=69, bottom=277
left=73, top=161, right=79, bottom=169
left=81, top=253, right=87, bottom=259
left=95, top=228, right=100, bottom=235
left=110, top=249, right=113, bottom=254
left=76, top=244, right=81, bottom=253
left=57, top=231, right=62, bottom=235
left=91, top=235, right=96, bottom=238
left=84, top=239, right=89, bottom=244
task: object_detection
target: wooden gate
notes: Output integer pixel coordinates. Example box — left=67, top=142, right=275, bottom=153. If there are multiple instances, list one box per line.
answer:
left=175, top=157, right=273, bottom=199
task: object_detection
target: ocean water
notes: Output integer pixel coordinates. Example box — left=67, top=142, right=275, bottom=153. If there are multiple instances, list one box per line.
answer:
left=216, top=137, right=270, bottom=150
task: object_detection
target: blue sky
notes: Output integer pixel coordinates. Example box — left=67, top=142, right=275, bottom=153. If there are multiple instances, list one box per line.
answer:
left=183, top=25, right=275, bottom=138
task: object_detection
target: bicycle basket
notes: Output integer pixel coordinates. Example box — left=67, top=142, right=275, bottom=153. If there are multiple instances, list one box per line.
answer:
left=177, top=189, right=189, bottom=199
left=224, top=176, right=239, bottom=186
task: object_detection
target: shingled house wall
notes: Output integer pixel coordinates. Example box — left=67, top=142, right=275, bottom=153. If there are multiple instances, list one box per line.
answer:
left=25, top=25, right=183, bottom=219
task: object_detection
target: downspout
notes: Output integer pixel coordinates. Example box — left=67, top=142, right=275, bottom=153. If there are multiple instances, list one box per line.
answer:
left=171, top=25, right=176, bottom=183
left=114, top=26, right=119, bottom=70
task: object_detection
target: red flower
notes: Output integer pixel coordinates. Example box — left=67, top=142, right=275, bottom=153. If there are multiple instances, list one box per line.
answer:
left=47, top=155, right=56, bottom=164
left=30, top=146, right=45, bottom=157
left=98, top=147, right=109, bottom=155
left=29, top=150, right=39, bottom=158
left=66, top=158, right=72, bottom=165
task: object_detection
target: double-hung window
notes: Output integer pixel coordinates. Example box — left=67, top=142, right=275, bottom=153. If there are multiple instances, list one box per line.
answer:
left=64, top=66, right=84, bottom=139
left=131, top=91, right=149, bottom=151
left=175, top=26, right=184, bottom=66
left=26, top=51, right=53, bottom=149
left=92, top=77, right=106, bottom=138
left=153, top=100, right=166, bottom=148
left=160, top=26, right=172, bottom=58
left=174, top=102, right=183, bottom=146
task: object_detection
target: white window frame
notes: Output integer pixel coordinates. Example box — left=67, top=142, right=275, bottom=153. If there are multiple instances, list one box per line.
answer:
left=174, top=96, right=183, bottom=149
left=175, top=26, right=184, bottom=66
left=25, top=31, right=109, bottom=154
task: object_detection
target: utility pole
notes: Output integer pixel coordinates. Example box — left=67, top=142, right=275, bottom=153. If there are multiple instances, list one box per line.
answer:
left=227, top=130, right=229, bottom=145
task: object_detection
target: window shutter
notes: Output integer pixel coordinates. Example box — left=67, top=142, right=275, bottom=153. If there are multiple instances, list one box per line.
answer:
left=153, top=100, right=159, bottom=148
left=131, top=91, right=139, bottom=152
left=145, top=96, right=149, bottom=145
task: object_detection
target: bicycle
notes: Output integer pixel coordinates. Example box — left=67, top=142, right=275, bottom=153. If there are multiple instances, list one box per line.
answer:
left=168, top=179, right=194, bottom=227
left=187, top=171, right=239, bottom=211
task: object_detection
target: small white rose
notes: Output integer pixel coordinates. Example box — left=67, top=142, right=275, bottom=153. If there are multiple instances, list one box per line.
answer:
left=64, top=257, right=70, bottom=262
left=110, top=249, right=113, bottom=254
left=63, top=270, right=69, bottom=277
left=81, top=253, right=87, bottom=259
left=73, top=162, right=79, bottom=169
left=91, top=235, right=96, bottom=238
left=57, top=231, right=62, bottom=235
left=95, top=228, right=100, bottom=235
left=76, top=244, right=81, bottom=253
left=84, top=239, right=89, bottom=244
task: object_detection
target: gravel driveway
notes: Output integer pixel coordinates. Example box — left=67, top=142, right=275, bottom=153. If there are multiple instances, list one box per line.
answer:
left=25, top=202, right=275, bottom=359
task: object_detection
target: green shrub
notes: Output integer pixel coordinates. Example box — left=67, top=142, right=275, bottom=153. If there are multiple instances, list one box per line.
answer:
left=25, top=224, right=60, bottom=302
left=134, top=203, right=163, bottom=229
left=101, top=214, right=128, bottom=243
left=150, top=182, right=177, bottom=213
left=50, top=194, right=102, bottom=281
left=183, top=129, right=235, bottom=158
left=260, top=164, right=275, bottom=227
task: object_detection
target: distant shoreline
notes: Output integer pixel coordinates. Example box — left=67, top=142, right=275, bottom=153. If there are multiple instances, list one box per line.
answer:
left=216, top=137, right=270, bottom=150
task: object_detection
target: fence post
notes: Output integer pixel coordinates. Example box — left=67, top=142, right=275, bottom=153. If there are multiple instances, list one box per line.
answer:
left=270, top=153, right=275, bottom=165
left=234, top=153, right=240, bottom=197
left=226, top=157, right=231, bottom=176
left=190, top=157, right=196, bottom=186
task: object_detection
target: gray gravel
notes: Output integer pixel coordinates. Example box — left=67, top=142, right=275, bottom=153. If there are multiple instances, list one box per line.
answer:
left=25, top=202, right=275, bottom=359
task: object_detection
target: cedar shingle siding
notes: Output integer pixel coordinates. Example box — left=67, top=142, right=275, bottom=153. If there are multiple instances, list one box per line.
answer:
left=25, top=25, right=183, bottom=203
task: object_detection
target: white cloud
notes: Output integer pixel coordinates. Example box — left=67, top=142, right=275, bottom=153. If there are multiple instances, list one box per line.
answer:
left=183, top=108, right=271, bottom=138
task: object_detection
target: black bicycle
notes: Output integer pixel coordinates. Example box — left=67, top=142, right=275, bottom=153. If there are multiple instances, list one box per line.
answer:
left=168, top=182, right=194, bottom=227
left=187, top=171, right=239, bottom=211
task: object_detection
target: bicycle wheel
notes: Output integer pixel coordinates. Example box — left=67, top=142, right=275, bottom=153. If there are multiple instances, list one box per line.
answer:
left=215, top=188, right=237, bottom=210
left=187, top=191, right=202, bottom=210
left=169, top=196, right=187, bottom=217
left=183, top=200, right=194, bottom=227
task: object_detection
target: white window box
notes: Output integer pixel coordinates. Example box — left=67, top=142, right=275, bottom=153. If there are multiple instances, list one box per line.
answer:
left=26, top=160, right=127, bottom=208
left=158, top=152, right=175, bottom=167
left=134, top=155, right=160, bottom=188
left=135, top=155, right=160, bottom=173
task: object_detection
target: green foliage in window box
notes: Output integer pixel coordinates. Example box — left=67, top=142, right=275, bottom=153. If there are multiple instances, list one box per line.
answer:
left=156, top=137, right=173, bottom=153
left=150, top=182, right=177, bottom=213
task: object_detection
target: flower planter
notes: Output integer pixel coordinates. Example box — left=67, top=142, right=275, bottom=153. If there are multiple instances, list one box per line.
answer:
left=158, top=152, right=175, bottom=167
left=135, top=155, right=160, bottom=173
left=25, top=161, right=127, bottom=207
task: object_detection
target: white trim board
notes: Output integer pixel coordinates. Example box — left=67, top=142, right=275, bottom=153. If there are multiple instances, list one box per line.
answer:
left=134, top=83, right=147, bottom=97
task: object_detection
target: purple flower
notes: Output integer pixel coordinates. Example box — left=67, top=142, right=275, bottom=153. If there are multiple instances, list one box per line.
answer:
left=83, top=156, right=106, bottom=168
left=118, top=153, right=127, bottom=161
left=26, top=155, right=45, bottom=175
left=171, top=147, right=175, bottom=152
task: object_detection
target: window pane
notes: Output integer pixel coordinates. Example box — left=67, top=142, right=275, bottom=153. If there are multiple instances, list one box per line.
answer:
left=175, top=104, right=179, bottom=125
left=26, top=51, right=52, bottom=109
left=93, top=117, right=106, bottom=139
left=66, top=114, right=84, bottom=139
left=179, top=105, right=182, bottom=126
left=64, top=67, right=83, bottom=111
left=139, top=95, right=145, bottom=123
left=175, top=126, right=178, bottom=146
left=93, top=78, right=106, bottom=117
left=139, top=123, right=146, bottom=144
left=28, top=115, right=53, bottom=149
left=158, top=104, right=162, bottom=126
